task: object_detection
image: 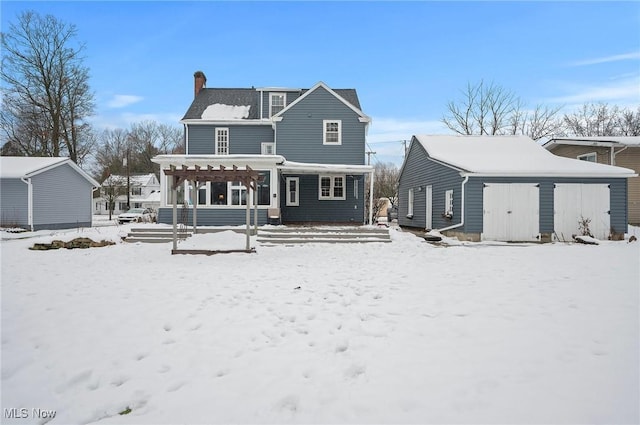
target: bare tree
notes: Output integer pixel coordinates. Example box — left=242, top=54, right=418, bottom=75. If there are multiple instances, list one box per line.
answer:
left=0, top=11, right=94, bottom=163
left=443, top=80, right=563, bottom=139
left=100, top=175, right=127, bottom=221
left=365, top=162, right=400, bottom=223
left=563, top=102, right=640, bottom=136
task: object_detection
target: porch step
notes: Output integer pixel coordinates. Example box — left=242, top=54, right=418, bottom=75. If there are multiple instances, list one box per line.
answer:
left=125, top=226, right=192, bottom=243
left=257, top=226, right=391, bottom=245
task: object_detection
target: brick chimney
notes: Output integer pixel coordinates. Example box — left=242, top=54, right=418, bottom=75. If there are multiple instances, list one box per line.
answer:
left=194, top=71, right=207, bottom=98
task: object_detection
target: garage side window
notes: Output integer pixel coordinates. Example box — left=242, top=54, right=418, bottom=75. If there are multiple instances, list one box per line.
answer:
left=407, top=188, right=414, bottom=218
left=445, top=189, right=454, bottom=218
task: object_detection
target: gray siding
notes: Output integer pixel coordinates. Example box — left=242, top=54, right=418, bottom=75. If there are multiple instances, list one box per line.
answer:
left=398, top=141, right=463, bottom=229
left=0, top=178, right=28, bottom=227
left=158, top=208, right=268, bottom=226
left=276, top=86, right=366, bottom=164
left=187, top=124, right=273, bottom=155
left=280, top=174, right=365, bottom=223
left=464, top=177, right=627, bottom=234
left=261, top=91, right=303, bottom=119
left=31, top=164, right=94, bottom=230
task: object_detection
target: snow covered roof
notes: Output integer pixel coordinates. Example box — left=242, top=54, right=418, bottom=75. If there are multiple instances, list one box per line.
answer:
left=543, top=136, right=640, bottom=148
left=413, top=135, right=637, bottom=177
left=152, top=154, right=286, bottom=169
left=201, top=104, right=251, bottom=120
left=279, top=161, right=373, bottom=174
left=102, top=173, right=158, bottom=186
left=181, top=84, right=362, bottom=122
left=0, top=156, right=100, bottom=186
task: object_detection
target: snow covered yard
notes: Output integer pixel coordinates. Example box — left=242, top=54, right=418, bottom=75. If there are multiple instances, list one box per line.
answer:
left=1, top=225, right=638, bottom=424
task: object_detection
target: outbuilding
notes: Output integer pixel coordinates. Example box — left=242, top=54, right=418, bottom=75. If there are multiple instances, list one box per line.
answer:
left=0, top=157, right=100, bottom=231
left=398, top=135, right=637, bottom=242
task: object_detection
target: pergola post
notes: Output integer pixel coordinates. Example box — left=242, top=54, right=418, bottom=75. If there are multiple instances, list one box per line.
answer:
left=192, top=180, right=197, bottom=235
left=253, top=188, right=258, bottom=234
left=245, top=185, right=251, bottom=251
left=172, top=180, right=178, bottom=251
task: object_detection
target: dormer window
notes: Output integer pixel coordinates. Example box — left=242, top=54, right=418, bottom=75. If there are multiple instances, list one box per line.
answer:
left=270, top=93, right=286, bottom=117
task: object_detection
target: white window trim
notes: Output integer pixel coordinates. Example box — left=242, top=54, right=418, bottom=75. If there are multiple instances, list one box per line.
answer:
left=407, top=188, right=414, bottom=218
left=286, top=177, right=299, bottom=207
left=578, top=152, right=597, bottom=162
left=318, top=175, right=346, bottom=200
left=269, top=93, right=286, bottom=117
left=261, top=142, right=275, bottom=155
left=323, top=120, right=342, bottom=145
left=215, top=127, right=229, bottom=155
left=445, top=189, right=454, bottom=217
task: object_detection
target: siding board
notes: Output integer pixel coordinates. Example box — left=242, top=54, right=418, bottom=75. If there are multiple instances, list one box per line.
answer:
left=0, top=178, right=28, bottom=227
left=187, top=124, right=273, bottom=155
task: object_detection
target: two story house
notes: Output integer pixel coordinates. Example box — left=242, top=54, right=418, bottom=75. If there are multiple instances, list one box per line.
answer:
left=152, top=72, right=373, bottom=226
left=95, top=173, right=161, bottom=215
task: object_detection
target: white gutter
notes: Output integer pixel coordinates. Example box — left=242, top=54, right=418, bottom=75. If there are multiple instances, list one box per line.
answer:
left=437, top=175, right=469, bottom=233
left=20, top=177, right=34, bottom=232
left=613, top=145, right=628, bottom=166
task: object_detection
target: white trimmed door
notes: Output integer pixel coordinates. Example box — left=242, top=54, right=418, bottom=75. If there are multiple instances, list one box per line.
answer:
left=483, top=183, right=540, bottom=242
left=554, top=184, right=610, bottom=240
left=425, top=185, right=433, bottom=230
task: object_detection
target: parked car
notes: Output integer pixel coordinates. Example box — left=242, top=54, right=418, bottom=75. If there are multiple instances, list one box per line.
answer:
left=387, top=205, right=399, bottom=221
left=117, top=208, right=156, bottom=224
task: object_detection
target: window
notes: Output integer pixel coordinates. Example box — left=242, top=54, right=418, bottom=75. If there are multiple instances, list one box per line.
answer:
left=578, top=152, right=597, bottom=162
left=119, top=202, right=128, bottom=211
left=319, top=175, right=346, bottom=200
left=215, top=128, right=229, bottom=155
left=198, top=185, right=207, bottom=205
left=210, top=182, right=227, bottom=205
left=323, top=120, right=342, bottom=145
left=257, top=171, right=271, bottom=205
left=445, top=189, right=454, bottom=218
left=261, top=142, right=275, bottom=155
left=230, top=181, right=247, bottom=205
left=131, top=187, right=142, bottom=196
left=407, top=188, right=414, bottom=218
left=286, top=177, right=299, bottom=206
left=354, top=179, right=359, bottom=200
left=167, top=178, right=185, bottom=205
left=270, top=93, right=286, bottom=117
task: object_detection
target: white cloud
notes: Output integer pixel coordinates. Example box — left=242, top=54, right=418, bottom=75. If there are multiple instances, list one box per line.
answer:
left=545, top=75, right=640, bottom=106
left=567, top=52, right=640, bottom=67
left=106, top=94, right=144, bottom=108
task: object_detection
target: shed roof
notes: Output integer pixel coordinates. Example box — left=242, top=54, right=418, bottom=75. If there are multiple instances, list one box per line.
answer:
left=412, top=135, right=637, bottom=177
left=0, top=156, right=100, bottom=185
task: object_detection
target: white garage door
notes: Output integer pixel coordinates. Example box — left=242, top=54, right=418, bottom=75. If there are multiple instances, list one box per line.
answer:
left=483, top=183, right=540, bottom=242
left=554, top=184, right=610, bottom=241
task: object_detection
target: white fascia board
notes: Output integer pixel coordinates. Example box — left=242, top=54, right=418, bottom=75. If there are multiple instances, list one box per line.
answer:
left=460, top=171, right=638, bottom=178
left=180, top=119, right=272, bottom=126
left=543, top=139, right=619, bottom=149
left=272, top=81, right=370, bottom=122
left=152, top=154, right=285, bottom=168
left=279, top=161, right=373, bottom=174
left=255, top=87, right=301, bottom=92
left=25, top=158, right=101, bottom=187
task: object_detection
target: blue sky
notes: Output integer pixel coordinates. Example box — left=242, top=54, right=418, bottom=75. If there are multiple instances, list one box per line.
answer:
left=2, top=1, right=639, bottom=166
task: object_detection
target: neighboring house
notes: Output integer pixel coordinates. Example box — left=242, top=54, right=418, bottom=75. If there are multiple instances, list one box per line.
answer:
left=542, top=137, right=640, bottom=225
left=0, top=157, right=99, bottom=231
left=95, top=173, right=161, bottom=215
left=398, top=135, right=637, bottom=242
left=152, top=72, right=373, bottom=226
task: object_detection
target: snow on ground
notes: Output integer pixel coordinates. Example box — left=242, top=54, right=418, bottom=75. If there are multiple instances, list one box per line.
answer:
left=1, top=222, right=639, bottom=424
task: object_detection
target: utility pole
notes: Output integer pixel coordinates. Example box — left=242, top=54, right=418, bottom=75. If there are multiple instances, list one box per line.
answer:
left=366, top=150, right=376, bottom=166
left=402, top=140, right=408, bottom=158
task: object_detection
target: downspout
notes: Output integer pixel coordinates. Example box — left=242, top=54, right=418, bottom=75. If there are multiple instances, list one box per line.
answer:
left=20, top=177, right=34, bottom=232
left=612, top=145, right=628, bottom=166
left=438, top=175, right=469, bottom=232
left=368, top=170, right=374, bottom=225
